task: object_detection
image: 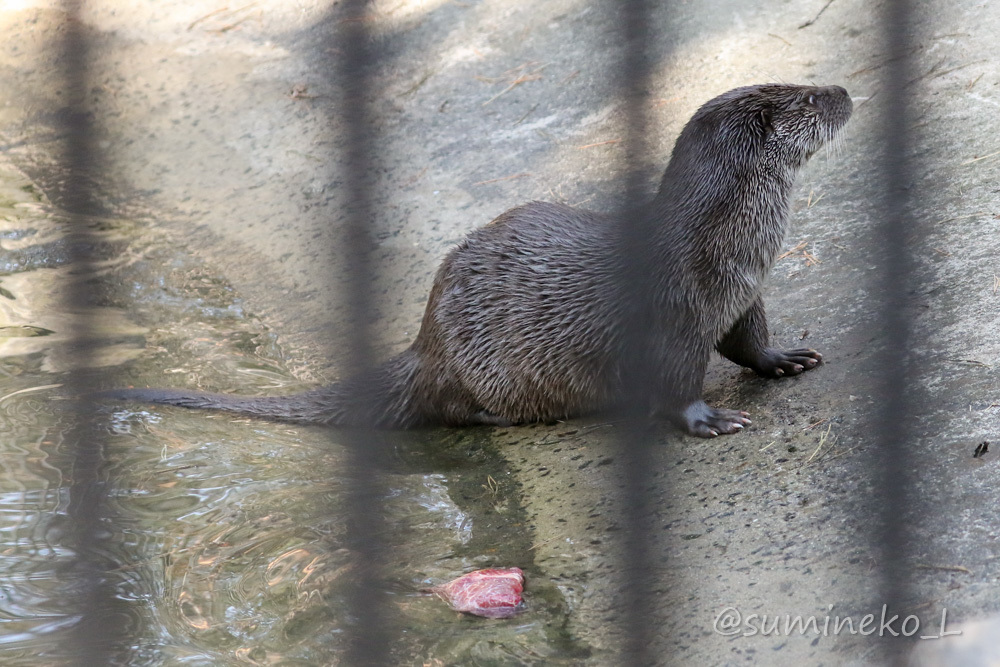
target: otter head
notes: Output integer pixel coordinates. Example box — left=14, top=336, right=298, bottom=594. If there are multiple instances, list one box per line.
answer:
left=666, top=84, right=853, bottom=188
left=759, top=84, right=853, bottom=166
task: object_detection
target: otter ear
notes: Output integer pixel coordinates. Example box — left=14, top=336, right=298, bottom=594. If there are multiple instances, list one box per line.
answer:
left=758, top=107, right=774, bottom=140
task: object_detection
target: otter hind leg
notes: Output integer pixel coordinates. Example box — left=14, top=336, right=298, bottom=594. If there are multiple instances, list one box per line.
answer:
left=717, top=296, right=822, bottom=378
left=467, top=410, right=515, bottom=427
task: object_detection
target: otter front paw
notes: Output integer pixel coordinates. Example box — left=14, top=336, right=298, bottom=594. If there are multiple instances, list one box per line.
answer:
left=679, top=401, right=752, bottom=438
left=755, top=347, right=822, bottom=378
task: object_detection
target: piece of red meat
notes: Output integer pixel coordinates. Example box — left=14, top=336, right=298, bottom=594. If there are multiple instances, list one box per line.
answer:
left=431, top=567, right=525, bottom=618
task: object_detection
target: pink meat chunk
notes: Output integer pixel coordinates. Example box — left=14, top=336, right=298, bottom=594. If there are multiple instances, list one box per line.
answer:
left=432, top=567, right=525, bottom=618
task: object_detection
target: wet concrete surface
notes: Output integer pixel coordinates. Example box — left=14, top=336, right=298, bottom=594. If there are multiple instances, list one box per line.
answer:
left=2, top=0, right=999, bottom=663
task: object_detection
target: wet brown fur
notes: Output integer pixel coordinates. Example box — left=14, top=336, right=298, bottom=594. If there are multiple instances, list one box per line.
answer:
left=106, top=84, right=853, bottom=437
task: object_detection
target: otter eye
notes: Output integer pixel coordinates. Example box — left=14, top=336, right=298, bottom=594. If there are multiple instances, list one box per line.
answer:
left=807, top=94, right=817, bottom=105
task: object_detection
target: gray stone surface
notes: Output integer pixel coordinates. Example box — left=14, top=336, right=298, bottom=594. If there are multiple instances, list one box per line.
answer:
left=2, top=0, right=998, bottom=663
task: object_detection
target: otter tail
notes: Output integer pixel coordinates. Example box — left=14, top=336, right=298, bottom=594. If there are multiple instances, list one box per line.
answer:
left=100, top=349, right=427, bottom=428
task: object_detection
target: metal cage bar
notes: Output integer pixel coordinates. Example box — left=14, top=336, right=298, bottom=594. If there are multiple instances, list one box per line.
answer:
left=616, top=1, right=661, bottom=664
left=326, top=1, right=394, bottom=663
left=871, top=0, right=917, bottom=661
left=59, top=0, right=126, bottom=663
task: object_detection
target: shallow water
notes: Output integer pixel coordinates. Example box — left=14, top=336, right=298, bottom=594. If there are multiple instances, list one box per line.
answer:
left=0, top=160, right=589, bottom=665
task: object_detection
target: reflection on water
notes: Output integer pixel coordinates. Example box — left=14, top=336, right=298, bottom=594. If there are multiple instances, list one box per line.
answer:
left=0, top=161, right=589, bottom=664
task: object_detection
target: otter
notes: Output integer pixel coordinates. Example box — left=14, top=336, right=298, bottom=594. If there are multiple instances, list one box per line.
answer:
left=105, top=83, right=852, bottom=437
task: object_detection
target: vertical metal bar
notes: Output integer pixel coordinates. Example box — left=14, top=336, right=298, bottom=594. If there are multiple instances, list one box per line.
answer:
left=872, top=0, right=915, bottom=661
left=59, top=0, right=126, bottom=663
left=617, top=1, right=658, bottom=663
left=327, top=2, right=392, bottom=664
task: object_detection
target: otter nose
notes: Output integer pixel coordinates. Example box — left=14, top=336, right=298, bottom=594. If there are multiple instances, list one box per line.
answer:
left=816, top=85, right=852, bottom=116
